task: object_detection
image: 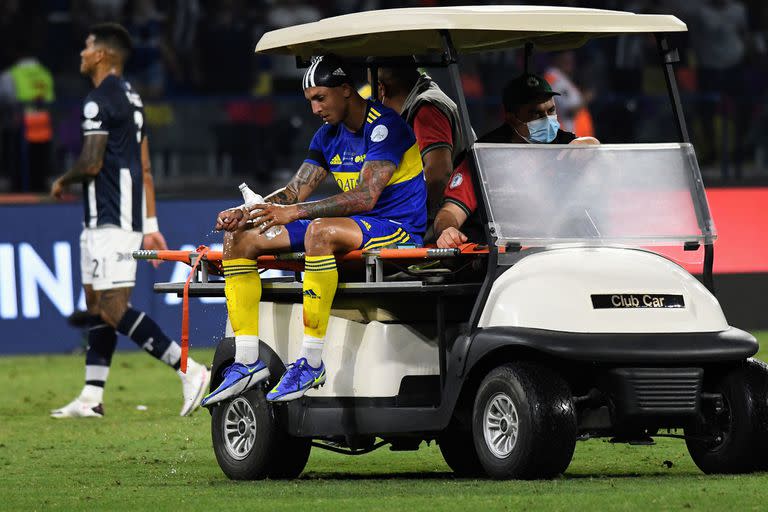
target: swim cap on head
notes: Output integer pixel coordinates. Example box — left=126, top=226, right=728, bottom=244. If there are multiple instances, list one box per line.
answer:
left=302, top=54, right=353, bottom=90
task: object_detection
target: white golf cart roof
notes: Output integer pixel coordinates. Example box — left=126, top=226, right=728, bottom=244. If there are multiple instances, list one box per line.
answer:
left=255, top=5, right=686, bottom=57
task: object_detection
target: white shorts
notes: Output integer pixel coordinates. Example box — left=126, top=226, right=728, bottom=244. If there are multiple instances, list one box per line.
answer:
left=80, top=227, right=143, bottom=291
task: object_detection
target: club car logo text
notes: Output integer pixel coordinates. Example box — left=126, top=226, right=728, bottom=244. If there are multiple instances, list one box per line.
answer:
left=591, top=294, right=685, bottom=309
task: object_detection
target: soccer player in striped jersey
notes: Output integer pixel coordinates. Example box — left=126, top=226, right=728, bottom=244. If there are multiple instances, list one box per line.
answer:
left=203, top=54, right=426, bottom=406
left=49, top=23, right=209, bottom=418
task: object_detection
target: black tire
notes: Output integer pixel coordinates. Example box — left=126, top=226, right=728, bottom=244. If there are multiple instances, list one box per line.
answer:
left=471, top=363, right=576, bottom=480
left=268, top=432, right=312, bottom=479
left=439, top=422, right=484, bottom=477
left=211, top=388, right=311, bottom=480
left=685, top=359, right=768, bottom=474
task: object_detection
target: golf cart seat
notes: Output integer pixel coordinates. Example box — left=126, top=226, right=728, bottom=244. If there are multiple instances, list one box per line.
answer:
left=137, top=243, right=489, bottom=304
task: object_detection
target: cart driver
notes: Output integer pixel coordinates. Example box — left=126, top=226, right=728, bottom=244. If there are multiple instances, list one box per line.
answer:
left=434, top=73, right=599, bottom=249
left=202, top=55, right=427, bottom=406
left=373, top=58, right=466, bottom=225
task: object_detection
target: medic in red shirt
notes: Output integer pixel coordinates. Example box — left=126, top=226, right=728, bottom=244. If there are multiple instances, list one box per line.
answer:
left=373, top=60, right=466, bottom=226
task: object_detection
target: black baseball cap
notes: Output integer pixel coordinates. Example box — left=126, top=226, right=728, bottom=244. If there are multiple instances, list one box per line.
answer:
left=302, top=54, right=353, bottom=90
left=502, top=73, right=560, bottom=112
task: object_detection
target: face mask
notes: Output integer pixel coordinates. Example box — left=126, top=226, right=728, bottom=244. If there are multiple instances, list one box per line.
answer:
left=526, top=114, right=560, bottom=143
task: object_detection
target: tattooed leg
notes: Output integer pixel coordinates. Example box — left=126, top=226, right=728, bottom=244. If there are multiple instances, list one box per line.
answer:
left=223, top=227, right=292, bottom=260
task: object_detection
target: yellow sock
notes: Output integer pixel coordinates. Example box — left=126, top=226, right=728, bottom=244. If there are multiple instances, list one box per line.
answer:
left=223, top=258, right=261, bottom=363
left=302, top=255, right=338, bottom=339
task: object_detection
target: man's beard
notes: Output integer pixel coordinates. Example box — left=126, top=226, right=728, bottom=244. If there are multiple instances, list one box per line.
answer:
left=80, top=62, right=92, bottom=77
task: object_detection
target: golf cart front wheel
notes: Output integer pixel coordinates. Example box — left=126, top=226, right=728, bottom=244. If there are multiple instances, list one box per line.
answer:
left=472, top=363, right=577, bottom=479
left=438, top=421, right=484, bottom=477
left=685, top=359, right=768, bottom=474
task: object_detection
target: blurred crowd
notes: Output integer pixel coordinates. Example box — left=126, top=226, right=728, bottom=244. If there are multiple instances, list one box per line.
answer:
left=1, top=0, right=768, bottom=194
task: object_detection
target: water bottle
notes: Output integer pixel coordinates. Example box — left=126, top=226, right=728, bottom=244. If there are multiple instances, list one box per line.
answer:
left=238, top=183, right=282, bottom=239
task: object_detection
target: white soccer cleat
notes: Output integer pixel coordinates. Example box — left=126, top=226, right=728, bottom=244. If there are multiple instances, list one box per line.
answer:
left=179, top=360, right=211, bottom=417
left=50, top=398, right=104, bottom=419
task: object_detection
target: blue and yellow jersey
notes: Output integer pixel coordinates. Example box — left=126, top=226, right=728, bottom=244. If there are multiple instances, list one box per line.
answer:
left=303, top=100, right=427, bottom=235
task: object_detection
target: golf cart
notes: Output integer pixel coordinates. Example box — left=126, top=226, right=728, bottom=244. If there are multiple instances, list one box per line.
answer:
left=137, top=6, right=768, bottom=480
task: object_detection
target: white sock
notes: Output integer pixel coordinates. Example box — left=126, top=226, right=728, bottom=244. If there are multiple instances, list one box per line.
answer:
left=84, top=364, right=110, bottom=385
left=300, top=336, right=324, bottom=368
left=80, top=384, right=104, bottom=404
left=235, top=335, right=260, bottom=364
left=160, top=342, right=182, bottom=368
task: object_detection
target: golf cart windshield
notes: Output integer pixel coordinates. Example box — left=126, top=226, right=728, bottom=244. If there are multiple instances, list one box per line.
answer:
left=473, top=143, right=716, bottom=247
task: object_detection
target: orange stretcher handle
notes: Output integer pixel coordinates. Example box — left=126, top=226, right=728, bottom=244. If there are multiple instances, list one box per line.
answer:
left=135, top=243, right=493, bottom=267
left=132, top=250, right=198, bottom=264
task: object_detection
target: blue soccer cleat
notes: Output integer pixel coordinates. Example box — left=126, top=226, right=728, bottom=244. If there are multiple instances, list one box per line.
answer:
left=267, top=358, right=326, bottom=402
left=202, top=360, right=269, bottom=407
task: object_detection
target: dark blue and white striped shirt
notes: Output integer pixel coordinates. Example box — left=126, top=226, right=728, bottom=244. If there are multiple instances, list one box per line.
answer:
left=81, top=75, right=145, bottom=232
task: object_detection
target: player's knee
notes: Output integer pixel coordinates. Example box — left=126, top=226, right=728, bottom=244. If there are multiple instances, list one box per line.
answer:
left=224, top=230, right=266, bottom=260
left=98, top=309, right=120, bottom=328
left=304, top=219, right=335, bottom=252
left=98, top=290, right=129, bottom=328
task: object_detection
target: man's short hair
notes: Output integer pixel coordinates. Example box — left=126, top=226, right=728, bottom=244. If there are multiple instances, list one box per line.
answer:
left=377, top=57, right=421, bottom=97
left=90, top=23, right=133, bottom=60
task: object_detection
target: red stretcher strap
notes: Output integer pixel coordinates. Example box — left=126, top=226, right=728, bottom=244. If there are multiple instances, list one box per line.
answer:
left=180, top=246, right=209, bottom=373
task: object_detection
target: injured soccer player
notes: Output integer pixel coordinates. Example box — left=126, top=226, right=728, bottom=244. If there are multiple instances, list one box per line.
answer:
left=202, top=54, right=427, bottom=406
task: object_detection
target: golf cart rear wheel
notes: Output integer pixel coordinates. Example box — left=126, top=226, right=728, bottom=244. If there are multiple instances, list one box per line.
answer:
left=685, top=359, right=768, bottom=474
left=211, top=388, right=311, bottom=480
left=439, top=422, right=484, bottom=477
left=472, top=363, right=576, bottom=480
left=268, top=431, right=312, bottom=479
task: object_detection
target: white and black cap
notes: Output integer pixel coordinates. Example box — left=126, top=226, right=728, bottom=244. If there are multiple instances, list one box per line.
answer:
left=302, top=54, right=353, bottom=90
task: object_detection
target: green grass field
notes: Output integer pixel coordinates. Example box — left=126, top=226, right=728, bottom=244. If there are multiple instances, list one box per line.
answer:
left=2, top=334, right=767, bottom=511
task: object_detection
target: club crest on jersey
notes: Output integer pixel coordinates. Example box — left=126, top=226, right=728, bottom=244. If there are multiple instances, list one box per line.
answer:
left=450, top=173, right=463, bottom=189
left=370, top=124, right=388, bottom=142
left=84, top=101, right=99, bottom=119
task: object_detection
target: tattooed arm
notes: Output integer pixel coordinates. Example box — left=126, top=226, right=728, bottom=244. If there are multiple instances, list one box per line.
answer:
left=264, top=162, right=328, bottom=205
left=254, top=160, right=395, bottom=232
left=50, top=133, right=107, bottom=198
left=215, top=161, right=328, bottom=231
left=295, top=159, right=394, bottom=218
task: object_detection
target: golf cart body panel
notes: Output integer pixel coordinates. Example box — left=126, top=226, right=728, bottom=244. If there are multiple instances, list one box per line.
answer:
left=255, top=6, right=686, bottom=58
left=207, top=337, right=459, bottom=437
left=479, top=247, right=727, bottom=332
left=253, top=302, right=440, bottom=398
